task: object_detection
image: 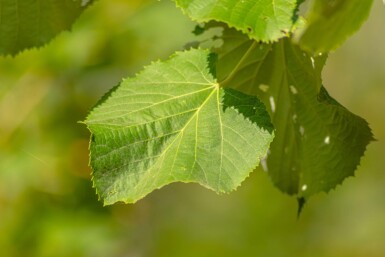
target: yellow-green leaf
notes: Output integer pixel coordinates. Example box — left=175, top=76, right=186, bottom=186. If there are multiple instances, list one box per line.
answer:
left=85, top=49, right=274, bottom=205
left=175, top=0, right=299, bottom=42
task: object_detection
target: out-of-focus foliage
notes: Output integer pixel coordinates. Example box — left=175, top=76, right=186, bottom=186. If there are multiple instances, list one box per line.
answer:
left=0, top=1, right=384, bottom=257
left=297, top=0, right=374, bottom=53
left=0, top=0, right=94, bottom=56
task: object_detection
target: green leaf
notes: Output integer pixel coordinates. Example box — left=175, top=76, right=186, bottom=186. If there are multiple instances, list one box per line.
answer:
left=212, top=26, right=373, bottom=197
left=297, top=0, right=374, bottom=53
left=0, top=0, right=94, bottom=56
left=85, top=49, right=274, bottom=205
left=175, top=0, right=299, bottom=42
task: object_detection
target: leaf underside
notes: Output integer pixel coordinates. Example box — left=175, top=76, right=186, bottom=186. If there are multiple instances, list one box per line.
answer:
left=0, top=0, right=93, bottom=56
left=211, top=26, right=373, bottom=197
left=175, top=0, right=299, bottom=42
left=86, top=49, right=274, bottom=205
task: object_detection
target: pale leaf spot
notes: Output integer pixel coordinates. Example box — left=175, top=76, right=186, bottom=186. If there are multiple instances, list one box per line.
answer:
left=292, top=114, right=298, bottom=123
left=82, top=0, right=92, bottom=6
left=269, top=96, right=276, bottom=113
left=324, top=136, right=330, bottom=144
left=259, top=84, right=269, bottom=92
left=290, top=85, right=298, bottom=94
left=299, top=126, right=305, bottom=136
left=310, top=57, right=315, bottom=69
left=260, top=157, right=268, bottom=172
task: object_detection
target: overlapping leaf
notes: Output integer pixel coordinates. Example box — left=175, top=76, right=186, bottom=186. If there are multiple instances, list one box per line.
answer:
left=297, top=0, right=374, bottom=53
left=211, top=26, right=373, bottom=197
left=175, top=0, right=299, bottom=42
left=0, top=0, right=94, bottom=56
left=85, top=49, right=274, bottom=205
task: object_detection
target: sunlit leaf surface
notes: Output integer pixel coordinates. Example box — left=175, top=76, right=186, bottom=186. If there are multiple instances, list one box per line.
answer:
left=85, top=49, right=274, bottom=204
left=175, top=0, right=299, bottom=42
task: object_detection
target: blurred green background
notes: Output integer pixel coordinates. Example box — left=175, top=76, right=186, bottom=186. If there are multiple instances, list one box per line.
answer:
left=0, top=1, right=384, bottom=256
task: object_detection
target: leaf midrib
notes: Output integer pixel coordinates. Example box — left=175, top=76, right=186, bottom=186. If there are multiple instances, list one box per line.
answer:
left=104, top=84, right=221, bottom=194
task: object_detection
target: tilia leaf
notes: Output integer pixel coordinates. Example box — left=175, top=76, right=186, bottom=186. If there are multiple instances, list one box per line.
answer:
left=85, top=49, right=274, bottom=205
left=0, top=0, right=94, bottom=56
left=296, top=0, right=374, bottom=53
left=174, top=0, right=299, bottom=42
left=211, top=26, right=373, bottom=198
